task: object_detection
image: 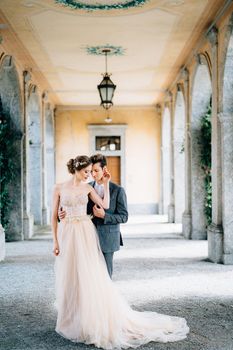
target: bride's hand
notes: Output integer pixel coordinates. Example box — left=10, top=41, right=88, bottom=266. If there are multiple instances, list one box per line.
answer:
left=53, top=241, right=60, bottom=256
left=102, top=168, right=111, bottom=184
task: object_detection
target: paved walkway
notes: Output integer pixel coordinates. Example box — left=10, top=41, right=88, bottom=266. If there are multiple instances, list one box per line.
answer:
left=1, top=216, right=233, bottom=350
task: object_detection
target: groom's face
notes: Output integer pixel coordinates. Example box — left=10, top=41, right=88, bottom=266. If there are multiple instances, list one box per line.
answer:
left=91, top=162, right=105, bottom=182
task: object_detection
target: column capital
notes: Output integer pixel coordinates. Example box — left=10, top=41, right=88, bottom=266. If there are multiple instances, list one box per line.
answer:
left=29, top=84, right=38, bottom=94
left=155, top=103, right=162, bottom=115
left=23, top=70, right=32, bottom=84
left=23, top=71, right=32, bottom=101
left=206, top=26, right=218, bottom=47
left=45, top=102, right=51, bottom=111
left=165, top=90, right=173, bottom=104
left=2, top=55, right=13, bottom=70
left=180, top=66, right=189, bottom=82
left=194, top=53, right=207, bottom=66
left=177, top=83, right=182, bottom=91
left=42, top=91, right=49, bottom=102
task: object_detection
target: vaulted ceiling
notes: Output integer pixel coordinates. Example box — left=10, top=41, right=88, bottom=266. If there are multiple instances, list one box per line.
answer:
left=0, top=0, right=226, bottom=107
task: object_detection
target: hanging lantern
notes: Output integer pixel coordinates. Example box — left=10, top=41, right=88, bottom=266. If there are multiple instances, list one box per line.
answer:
left=97, top=49, right=116, bottom=110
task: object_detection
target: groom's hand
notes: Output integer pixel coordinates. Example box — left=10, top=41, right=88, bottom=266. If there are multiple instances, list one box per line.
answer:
left=58, top=208, right=66, bottom=220
left=93, top=204, right=105, bottom=218
left=102, top=168, right=111, bottom=184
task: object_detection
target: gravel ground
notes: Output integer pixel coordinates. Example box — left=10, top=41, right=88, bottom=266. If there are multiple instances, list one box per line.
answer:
left=0, top=218, right=233, bottom=350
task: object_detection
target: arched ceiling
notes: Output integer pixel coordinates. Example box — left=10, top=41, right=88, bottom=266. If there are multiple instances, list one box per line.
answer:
left=0, top=0, right=226, bottom=107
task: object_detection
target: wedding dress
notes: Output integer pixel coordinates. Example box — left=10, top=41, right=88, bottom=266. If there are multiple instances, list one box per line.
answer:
left=54, top=186, right=189, bottom=349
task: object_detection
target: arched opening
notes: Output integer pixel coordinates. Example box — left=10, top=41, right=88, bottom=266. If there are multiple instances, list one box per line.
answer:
left=191, top=60, right=212, bottom=239
left=174, top=89, right=185, bottom=223
left=27, top=87, right=43, bottom=225
left=161, top=107, right=171, bottom=215
left=0, top=56, right=23, bottom=241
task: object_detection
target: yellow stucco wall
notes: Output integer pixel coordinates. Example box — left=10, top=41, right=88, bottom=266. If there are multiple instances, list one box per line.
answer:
left=55, top=108, right=161, bottom=207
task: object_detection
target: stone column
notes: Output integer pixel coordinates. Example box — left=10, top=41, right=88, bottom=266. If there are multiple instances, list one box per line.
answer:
left=45, top=103, right=55, bottom=222
left=206, top=27, right=224, bottom=262
left=219, top=113, right=233, bottom=264
left=27, top=86, right=43, bottom=226
left=22, top=71, right=34, bottom=239
left=157, top=104, right=164, bottom=214
left=161, top=105, right=171, bottom=215
left=181, top=68, right=192, bottom=239
left=41, top=92, right=48, bottom=225
left=167, top=91, right=175, bottom=223
left=174, top=85, right=185, bottom=223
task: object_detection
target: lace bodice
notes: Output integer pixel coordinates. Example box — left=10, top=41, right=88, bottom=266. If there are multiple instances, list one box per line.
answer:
left=60, top=188, right=89, bottom=217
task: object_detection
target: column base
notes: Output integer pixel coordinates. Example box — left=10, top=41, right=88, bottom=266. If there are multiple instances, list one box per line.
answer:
left=6, top=231, right=24, bottom=241
left=168, top=204, right=175, bottom=223
left=223, top=253, right=233, bottom=265
left=207, top=223, right=223, bottom=263
left=42, top=207, right=50, bottom=225
left=182, top=211, right=192, bottom=239
left=192, top=229, right=207, bottom=240
left=158, top=200, right=163, bottom=215
left=23, top=213, right=34, bottom=239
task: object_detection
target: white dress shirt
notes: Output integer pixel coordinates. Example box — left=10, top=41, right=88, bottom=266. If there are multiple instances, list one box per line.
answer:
left=94, top=182, right=104, bottom=199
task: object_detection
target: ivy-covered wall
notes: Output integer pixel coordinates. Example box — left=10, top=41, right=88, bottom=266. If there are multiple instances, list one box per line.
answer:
left=200, top=99, right=212, bottom=227
left=0, top=102, right=20, bottom=240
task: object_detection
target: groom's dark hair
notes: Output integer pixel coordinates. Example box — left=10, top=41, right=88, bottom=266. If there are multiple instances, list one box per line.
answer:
left=90, top=154, right=107, bottom=169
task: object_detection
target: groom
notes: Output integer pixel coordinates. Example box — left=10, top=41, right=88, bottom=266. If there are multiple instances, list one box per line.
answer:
left=88, top=154, right=128, bottom=277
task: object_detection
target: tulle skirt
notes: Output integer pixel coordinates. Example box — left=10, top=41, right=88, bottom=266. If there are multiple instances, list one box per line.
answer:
left=54, top=216, right=189, bottom=349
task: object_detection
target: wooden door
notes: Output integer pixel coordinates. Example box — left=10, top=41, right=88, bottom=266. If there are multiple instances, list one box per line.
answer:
left=106, top=156, right=121, bottom=185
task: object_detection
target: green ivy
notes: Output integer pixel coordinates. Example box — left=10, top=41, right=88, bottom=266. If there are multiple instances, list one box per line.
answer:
left=179, top=138, right=185, bottom=154
left=200, top=99, right=212, bottom=226
left=0, top=104, right=17, bottom=240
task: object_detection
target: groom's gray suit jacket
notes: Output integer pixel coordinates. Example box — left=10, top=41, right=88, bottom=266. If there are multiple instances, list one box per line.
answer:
left=87, top=181, right=128, bottom=253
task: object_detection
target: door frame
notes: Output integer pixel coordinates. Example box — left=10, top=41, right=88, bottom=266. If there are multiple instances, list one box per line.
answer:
left=87, top=124, right=127, bottom=187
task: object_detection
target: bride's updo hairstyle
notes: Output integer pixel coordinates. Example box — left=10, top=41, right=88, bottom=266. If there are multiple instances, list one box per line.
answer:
left=67, top=155, right=91, bottom=174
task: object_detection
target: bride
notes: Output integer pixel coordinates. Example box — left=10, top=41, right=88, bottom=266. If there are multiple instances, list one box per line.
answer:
left=52, top=155, right=189, bottom=349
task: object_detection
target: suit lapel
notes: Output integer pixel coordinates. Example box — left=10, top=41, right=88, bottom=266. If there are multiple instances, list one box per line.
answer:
left=109, top=182, right=114, bottom=196
left=109, top=182, right=112, bottom=192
